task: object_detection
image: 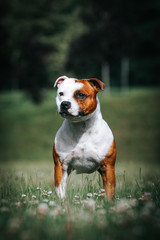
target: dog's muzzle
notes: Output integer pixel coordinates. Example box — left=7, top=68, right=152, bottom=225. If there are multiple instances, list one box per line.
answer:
left=60, top=101, right=71, bottom=116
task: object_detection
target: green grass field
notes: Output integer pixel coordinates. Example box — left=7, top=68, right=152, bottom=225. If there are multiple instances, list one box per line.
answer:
left=0, top=88, right=160, bottom=240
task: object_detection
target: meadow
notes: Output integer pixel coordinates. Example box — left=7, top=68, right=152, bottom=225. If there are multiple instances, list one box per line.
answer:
left=0, top=88, right=160, bottom=240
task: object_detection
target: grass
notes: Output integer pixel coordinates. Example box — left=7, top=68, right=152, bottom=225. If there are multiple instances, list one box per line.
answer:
left=0, top=88, right=160, bottom=239
left=0, top=162, right=160, bottom=240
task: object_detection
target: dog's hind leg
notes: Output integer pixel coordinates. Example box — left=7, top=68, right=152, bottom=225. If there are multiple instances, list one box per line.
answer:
left=98, top=140, right=116, bottom=201
left=100, top=164, right=116, bottom=201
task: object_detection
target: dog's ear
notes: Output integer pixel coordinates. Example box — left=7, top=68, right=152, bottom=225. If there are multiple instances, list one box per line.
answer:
left=54, top=76, right=68, bottom=88
left=87, top=78, right=105, bottom=92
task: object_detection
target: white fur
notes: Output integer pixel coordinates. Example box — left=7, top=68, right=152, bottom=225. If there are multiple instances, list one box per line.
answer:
left=54, top=76, right=68, bottom=88
left=54, top=76, right=114, bottom=199
left=56, top=77, right=83, bottom=117
left=55, top=172, right=68, bottom=199
left=55, top=99, right=113, bottom=173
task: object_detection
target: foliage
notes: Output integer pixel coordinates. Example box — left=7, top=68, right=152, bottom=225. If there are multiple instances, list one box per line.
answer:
left=0, top=160, right=160, bottom=240
left=1, top=0, right=160, bottom=103
left=66, top=0, right=160, bottom=85
left=0, top=0, right=85, bottom=102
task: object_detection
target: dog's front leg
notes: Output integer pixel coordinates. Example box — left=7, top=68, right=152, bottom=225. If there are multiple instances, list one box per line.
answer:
left=55, top=169, right=68, bottom=199
left=53, top=144, right=68, bottom=199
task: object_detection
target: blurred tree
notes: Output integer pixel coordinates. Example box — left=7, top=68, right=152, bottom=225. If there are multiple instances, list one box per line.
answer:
left=1, top=0, right=159, bottom=99
left=20, top=33, right=53, bottom=103
left=0, top=0, right=12, bottom=89
left=0, top=0, right=85, bottom=103
left=66, top=0, right=160, bottom=86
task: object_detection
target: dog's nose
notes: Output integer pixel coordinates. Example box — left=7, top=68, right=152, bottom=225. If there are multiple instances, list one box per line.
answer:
left=61, top=101, right=71, bottom=110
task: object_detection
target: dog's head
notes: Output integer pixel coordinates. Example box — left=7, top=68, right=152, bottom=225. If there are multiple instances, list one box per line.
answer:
left=54, top=76, right=105, bottom=122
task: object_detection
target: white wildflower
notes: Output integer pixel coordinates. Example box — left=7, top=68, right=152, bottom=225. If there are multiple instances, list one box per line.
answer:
left=34, top=200, right=39, bottom=205
left=38, top=203, right=49, bottom=215
left=129, top=199, right=137, bottom=207
left=139, top=192, right=151, bottom=201
left=29, top=200, right=39, bottom=205
left=82, top=199, right=96, bottom=211
left=1, top=199, right=8, bottom=204
left=74, top=200, right=81, bottom=205
left=93, top=193, right=98, bottom=197
left=49, top=201, right=56, bottom=207
left=111, top=198, right=137, bottom=213
left=0, top=207, right=9, bottom=213
left=26, top=209, right=36, bottom=216
left=100, top=189, right=105, bottom=193
left=50, top=206, right=61, bottom=217
left=147, top=181, right=154, bottom=187
left=74, top=195, right=80, bottom=199
left=14, top=202, right=21, bottom=207
left=21, top=194, right=26, bottom=198
left=87, top=193, right=93, bottom=198
left=42, top=192, right=47, bottom=196
left=97, top=209, right=106, bottom=215
left=98, top=193, right=105, bottom=197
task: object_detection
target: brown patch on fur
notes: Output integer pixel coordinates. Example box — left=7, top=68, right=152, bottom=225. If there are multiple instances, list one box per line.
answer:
left=99, top=140, right=116, bottom=201
left=87, top=78, right=105, bottom=91
left=53, top=144, right=64, bottom=187
left=74, top=80, right=98, bottom=115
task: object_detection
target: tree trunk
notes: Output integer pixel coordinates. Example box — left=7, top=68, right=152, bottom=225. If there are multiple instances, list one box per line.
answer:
left=121, top=57, right=129, bottom=93
left=102, top=62, right=110, bottom=96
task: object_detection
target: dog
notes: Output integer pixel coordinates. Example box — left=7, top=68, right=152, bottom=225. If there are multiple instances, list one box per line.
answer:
left=53, top=76, right=116, bottom=200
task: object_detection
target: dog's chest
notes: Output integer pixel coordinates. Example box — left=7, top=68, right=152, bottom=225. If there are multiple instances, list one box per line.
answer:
left=67, top=143, right=100, bottom=173
left=59, top=131, right=101, bottom=173
left=57, top=129, right=101, bottom=173
left=56, top=124, right=113, bottom=174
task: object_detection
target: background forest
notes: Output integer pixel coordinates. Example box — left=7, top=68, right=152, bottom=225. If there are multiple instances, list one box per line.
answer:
left=0, top=0, right=160, bottom=102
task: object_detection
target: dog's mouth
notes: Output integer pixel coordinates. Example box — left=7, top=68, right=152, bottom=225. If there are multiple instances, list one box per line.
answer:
left=60, top=111, right=72, bottom=118
left=59, top=110, right=93, bottom=123
left=59, top=107, right=76, bottom=118
left=59, top=109, right=84, bottom=119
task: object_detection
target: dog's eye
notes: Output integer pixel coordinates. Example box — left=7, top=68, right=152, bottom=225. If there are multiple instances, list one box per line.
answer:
left=59, top=92, right=64, bottom=96
left=75, top=91, right=88, bottom=99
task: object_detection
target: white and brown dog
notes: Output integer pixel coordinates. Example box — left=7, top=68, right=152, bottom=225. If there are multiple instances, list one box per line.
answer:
left=53, top=76, right=116, bottom=200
